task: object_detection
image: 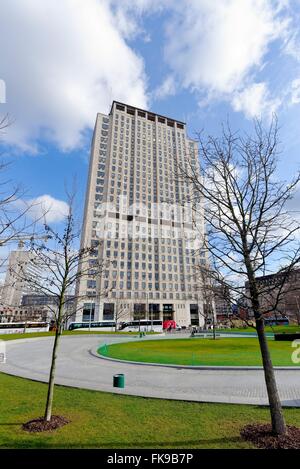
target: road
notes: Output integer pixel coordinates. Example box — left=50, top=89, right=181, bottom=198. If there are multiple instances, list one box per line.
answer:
left=0, top=334, right=299, bottom=406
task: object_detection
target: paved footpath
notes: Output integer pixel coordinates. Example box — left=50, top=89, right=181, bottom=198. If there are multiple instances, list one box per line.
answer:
left=0, top=335, right=300, bottom=407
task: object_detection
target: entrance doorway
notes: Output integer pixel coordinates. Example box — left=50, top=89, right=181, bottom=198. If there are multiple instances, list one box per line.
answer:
left=149, top=304, right=160, bottom=320
left=163, top=304, right=174, bottom=321
left=190, top=304, right=199, bottom=326
left=133, top=303, right=146, bottom=320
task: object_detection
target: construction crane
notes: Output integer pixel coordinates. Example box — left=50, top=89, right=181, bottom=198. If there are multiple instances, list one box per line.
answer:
left=3, top=234, right=50, bottom=249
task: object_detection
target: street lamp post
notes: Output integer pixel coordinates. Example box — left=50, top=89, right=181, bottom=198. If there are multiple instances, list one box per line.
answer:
left=88, top=303, right=93, bottom=331
left=115, top=292, right=119, bottom=332
left=146, top=292, right=149, bottom=333
left=151, top=301, right=154, bottom=333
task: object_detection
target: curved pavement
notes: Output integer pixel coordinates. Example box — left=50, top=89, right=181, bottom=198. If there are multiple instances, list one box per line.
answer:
left=0, top=334, right=300, bottom=407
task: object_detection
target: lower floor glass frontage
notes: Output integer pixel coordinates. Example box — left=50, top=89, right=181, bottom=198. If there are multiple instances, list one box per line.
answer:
left=76, top=300, right=205, bottom=328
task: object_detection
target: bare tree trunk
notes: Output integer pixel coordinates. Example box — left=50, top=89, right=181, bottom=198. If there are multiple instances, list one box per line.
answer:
left=295, top=299, right=300, bottom=326
left=256, top=318, right=286, bottom=434
left=44, top=325, right=61, bottom=421
left=246, top=252, right=286, bottom=435
left=212, top=315, right=216, bottom=340
left=44, top=301, right=64, bottom=422
left=176, top=117, right=297, bottom=437
left=10, top=189, right=106, bottom=425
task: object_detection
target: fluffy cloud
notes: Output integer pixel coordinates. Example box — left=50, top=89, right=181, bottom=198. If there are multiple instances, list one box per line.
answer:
left=18, top=195, right=69, bottom=223
left=0, top=0, right=148, bottom=152
left=109, top=0, right=165, bottom=40
left=231, top=82, right=281, bottom=118
left=116, top=0, right=293, bottom=118
left=164, top=1, right=288, bottom=94
left=1, top=0, right=298, bottom=147
left=153, top=76, right=176, bottom=100
left=289, top=78, right=300, bottom=105
left=160, top=0, right=293, bottom=119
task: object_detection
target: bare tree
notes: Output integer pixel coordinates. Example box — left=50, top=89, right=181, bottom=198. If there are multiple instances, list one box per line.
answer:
left=0, top=115, right=46, bottom=280
left=195, top=265, right=218, bottom=337
left=176, top=117, right=300, bottom=435
left=12, top=191, right=107, bottom=423
left=114, top=295, right=128, bottom=331
left=294, top=296, right=300, bottom=326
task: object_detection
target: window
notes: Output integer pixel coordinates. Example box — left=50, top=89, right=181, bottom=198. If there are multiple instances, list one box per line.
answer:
left=134, top=303, right=146, bottom=320
left=82, top=303, right=95, bottom=322
left=86, top=280, right=96, bottom=288
left=103, top=303, right=114, bottom=320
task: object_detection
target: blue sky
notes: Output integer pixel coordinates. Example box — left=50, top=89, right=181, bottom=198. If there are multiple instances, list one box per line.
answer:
left=1, top=0, right=300, bottom=227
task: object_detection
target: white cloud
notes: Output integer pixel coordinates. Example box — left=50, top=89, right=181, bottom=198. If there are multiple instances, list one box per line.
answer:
left=289, top=78, right=300, bottom=105
left=0, top=0, right=148, bottom=152
left=1, top=0, right=298, bottom=145
left=109, top=0, right=166, bottom=44
left=110, top=0, right=165, bottom=18
left=164, top=1, right=287, bottom=94
left=284, top=39, right=299, bottom=61
left=110, top=0, right=300, bottom=119
left=231, top=82, right=281, bottom=118
left=161, top=0, right=290, bottom=116
left=18, top=195, right=69, bottom=223
left=153, top=76, right=176, bottom=100
left=0, top=79, right=6, bottom=104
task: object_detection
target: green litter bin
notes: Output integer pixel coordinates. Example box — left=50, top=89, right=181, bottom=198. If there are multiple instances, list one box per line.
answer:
left=113, top=374, right=125, bottom=388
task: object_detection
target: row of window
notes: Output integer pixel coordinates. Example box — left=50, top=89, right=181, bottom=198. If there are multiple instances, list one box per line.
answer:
left=104, top=270, right=190, bottom=280
left=86, top=290, right=198, bottom=301
left=105, top=250, right=195, bottom=263
left=100, top=281, right=194, bottom=292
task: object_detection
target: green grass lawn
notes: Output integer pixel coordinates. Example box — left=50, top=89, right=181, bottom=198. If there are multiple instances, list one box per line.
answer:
left=99, top=338, right=300, bottom=367
left=218, top=325, right=300, bottom=334
left=0, top=372, right=300, bottom=449
left=0, top=330, right=143, bottom=341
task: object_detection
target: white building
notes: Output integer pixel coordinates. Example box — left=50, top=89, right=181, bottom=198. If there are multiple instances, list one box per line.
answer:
left=0, top=250, right=42, bottom=307
left=76, top=101, right=206, bottom=327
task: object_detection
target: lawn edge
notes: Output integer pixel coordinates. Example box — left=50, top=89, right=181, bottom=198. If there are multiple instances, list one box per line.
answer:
left=94, top=346, right=300, bottom=371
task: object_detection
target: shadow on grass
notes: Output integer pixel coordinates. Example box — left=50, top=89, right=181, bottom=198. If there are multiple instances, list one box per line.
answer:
left=0, top=436, right=247, bottom=449
left=91, top=436, right=246, bottom=448
left=0, top=422, right=25, bottom=426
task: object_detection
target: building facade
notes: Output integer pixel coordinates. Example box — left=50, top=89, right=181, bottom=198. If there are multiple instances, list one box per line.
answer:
left=245, top=269, right=300, bottom=324
left=213, top=285, right=232, bottom=323
left=22, top=294, right=75, bottom=326
left=76, top=101, right=206, bottom=327
left=0, top=250, right=43, bottom=307
left=0, top=305, right=48, bottom=324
